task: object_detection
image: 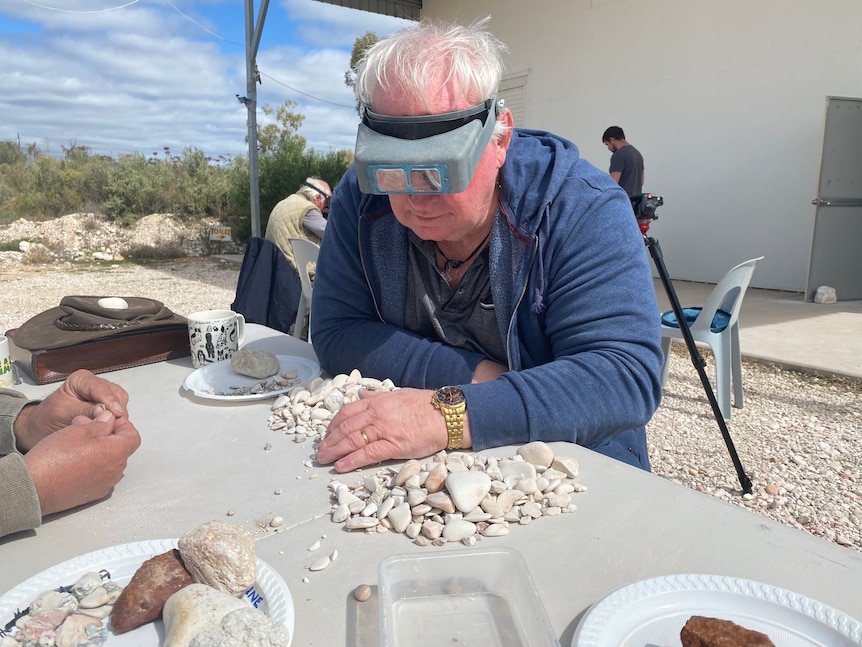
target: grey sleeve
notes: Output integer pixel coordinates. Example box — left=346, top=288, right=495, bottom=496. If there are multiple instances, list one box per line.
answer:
left=302, top=209, right=327, bottom=239
left=0, top=390, right=42, bottom=537
left=0, top=388, right=29, bottom=455
left=0, top=454, right=42, bottom=537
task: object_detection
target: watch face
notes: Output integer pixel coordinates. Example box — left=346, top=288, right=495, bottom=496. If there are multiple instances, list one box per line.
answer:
left=436, top=385, right=465, bottom=406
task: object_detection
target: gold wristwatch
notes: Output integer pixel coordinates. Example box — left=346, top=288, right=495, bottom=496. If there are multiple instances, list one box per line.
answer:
left=431, top=385, right=467, bottom=450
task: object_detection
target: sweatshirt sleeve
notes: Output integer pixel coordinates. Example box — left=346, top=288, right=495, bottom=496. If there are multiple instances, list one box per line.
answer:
left=0, top=389, right=43, bottom=538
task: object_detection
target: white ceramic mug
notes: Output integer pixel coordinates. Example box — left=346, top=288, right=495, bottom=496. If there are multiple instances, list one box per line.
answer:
left=0, top=335, right=12, bottom=388
left=187, top=310, right=245, bottom=369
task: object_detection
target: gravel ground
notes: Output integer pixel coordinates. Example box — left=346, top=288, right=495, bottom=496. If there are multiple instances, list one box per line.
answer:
left=1, top=256, right=860, bottom=555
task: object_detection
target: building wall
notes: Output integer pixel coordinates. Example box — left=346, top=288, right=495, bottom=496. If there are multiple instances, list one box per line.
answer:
left=420, top=0, right=862, bottom=291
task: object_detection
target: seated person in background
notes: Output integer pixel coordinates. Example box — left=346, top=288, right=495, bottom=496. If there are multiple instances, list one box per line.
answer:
left=0, top=369, right=141, bottom=539
left=312, top=19, right=663, bottom=473
left=264, top=177, right=332, bottom=273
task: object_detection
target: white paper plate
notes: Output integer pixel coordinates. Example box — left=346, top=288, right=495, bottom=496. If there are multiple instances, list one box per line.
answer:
left=573, top=574, right=862, bottom=647
left=0, top=539, right=294, bottom=646
left=183, top=354, right=320, bottom=401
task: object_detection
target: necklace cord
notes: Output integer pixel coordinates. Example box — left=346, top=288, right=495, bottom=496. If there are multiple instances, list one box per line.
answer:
left=434, top=230, right=491, bottom=273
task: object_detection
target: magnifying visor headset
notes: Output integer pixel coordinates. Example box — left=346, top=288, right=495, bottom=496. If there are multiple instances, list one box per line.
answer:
left=355, top=96, right=503, bottom=195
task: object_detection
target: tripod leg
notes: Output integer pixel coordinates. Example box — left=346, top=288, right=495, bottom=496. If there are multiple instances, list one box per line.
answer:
left=645, top=235, right=753, bottom=494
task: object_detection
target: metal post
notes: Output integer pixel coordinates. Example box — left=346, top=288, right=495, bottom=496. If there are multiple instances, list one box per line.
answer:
left=244, top=0, right=270, bottom=238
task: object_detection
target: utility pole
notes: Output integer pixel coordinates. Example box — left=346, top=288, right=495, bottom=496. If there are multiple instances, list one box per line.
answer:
left=244, top=0, right=270, bottom=238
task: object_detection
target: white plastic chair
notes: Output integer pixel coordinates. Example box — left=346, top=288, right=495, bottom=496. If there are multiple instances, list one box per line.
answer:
left=288, top=238, right=320, bottom=343
left=660, top=256, right=764, bottom=419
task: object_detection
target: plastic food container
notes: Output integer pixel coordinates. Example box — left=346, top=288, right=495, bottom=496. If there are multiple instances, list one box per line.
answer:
left=378, top=546, right=560, bottom=646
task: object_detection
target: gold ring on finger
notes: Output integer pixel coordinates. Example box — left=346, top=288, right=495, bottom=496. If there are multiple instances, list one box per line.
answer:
left=360, top=430, right=370, bottom=445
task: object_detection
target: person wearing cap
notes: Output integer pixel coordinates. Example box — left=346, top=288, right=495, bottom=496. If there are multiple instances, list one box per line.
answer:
left=264, top=177, right=332, bottom=273
left=0, top=370, right=141, bottom=538
left=312, top=19, right=662, bottom=473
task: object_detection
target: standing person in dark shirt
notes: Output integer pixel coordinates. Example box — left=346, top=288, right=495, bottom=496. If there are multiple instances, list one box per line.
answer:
left=602, top=126, right=645, bottom=197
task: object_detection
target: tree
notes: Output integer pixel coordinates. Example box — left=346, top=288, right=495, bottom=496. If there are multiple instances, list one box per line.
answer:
left=257, top=101, right=306, bottom=155
left=345, top=31, right=379, bottom=114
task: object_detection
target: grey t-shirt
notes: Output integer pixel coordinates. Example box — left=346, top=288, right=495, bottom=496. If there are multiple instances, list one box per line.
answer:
left=405, top=232, right=507, bottom=366
left=609, top=144, right=644, bottom=197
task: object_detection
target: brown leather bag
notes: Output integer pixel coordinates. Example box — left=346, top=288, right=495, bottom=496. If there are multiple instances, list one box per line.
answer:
left=7, top=296, right=190, bottom=384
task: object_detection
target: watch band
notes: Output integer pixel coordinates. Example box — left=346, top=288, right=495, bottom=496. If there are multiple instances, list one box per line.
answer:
left=432, top=386, right=466, bottom=450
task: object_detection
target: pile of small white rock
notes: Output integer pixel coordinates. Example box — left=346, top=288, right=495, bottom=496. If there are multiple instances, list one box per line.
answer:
left=327, top=444, right=585, bottom=547
left=268, top=370, right=586, bottom=547
left=267, top=370, right=397, bottom=442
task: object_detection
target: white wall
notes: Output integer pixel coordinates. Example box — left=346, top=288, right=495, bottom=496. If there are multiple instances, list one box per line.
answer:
left=421, top=0, right=862, bottom=291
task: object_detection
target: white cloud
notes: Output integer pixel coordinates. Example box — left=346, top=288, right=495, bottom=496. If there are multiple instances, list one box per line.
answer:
left=0, top=0, right=411, bottom=159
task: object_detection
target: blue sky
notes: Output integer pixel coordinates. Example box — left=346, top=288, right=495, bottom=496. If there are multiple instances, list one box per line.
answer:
left=0, top=0, right=413, bottom=160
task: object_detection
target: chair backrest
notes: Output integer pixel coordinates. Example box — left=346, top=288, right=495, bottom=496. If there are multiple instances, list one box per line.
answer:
left=693, top=256, right=764, bottom=333
left=231, top=237, right=301, bottom=334
left=288, top=238, right=320, bottom=300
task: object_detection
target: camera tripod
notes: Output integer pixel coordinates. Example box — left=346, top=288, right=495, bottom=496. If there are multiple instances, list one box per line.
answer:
left=641, top=224, right=753, bottom=495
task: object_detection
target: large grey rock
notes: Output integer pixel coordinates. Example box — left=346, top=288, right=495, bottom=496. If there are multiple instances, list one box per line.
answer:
left=230, top=348, right=280, bottom=378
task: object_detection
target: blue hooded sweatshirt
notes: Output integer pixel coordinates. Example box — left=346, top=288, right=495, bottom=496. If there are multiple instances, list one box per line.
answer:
left=311, top=128, right=663, bottom=469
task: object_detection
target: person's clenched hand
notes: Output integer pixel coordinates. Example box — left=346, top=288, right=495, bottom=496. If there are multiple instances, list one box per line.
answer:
left=23, top=409, right=141, bottom=516
left=316, top=388, right=459, bottom=472
left=14, top=370, right=129, bottom=451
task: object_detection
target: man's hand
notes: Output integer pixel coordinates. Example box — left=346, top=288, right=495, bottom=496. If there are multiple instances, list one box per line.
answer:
left=23, top=410, right=141, bottom=516
left=316, top=388, right=470, bottom=472
left=14, top=370, right=129, bottom=452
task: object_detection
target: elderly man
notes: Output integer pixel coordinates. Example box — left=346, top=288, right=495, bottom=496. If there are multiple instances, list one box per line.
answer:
left=264, top=177, right=331, bottom=272
left=313, top=20, right=662, bottom=473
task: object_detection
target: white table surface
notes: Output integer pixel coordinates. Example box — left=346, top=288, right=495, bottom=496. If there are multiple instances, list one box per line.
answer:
left=1, top=324, right=861, bottom=646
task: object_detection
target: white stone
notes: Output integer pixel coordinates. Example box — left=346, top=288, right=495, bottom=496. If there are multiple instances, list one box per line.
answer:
left=517, top=441, right=555, bottom=467
left=309, top=556, right=331, bottom=572
left=814, top=285, right=837, bottom=304
left=442, top=519, right=477, bottom=542
left=481, top=523, right=510, bottom=537
left=388, top=502, right=412, bottom=533
left=331, top=504, right=350, bottom=523
left=162, top=584, right=246, bottom=647
left=499, top=459, right=536, bottom=481
left=551, top=456, right=580, bottom=478
left=393, top=459, right=422, bottom=487
left=446, top=471, right=492, bottom=513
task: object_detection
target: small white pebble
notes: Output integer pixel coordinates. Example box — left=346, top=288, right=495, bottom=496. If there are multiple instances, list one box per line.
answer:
left=308, top=540, right=321, bottom=551
left=270, top=516, right=284, bottom=528
left=309, top=556, right=331, bottom=572
left=302, top=577, right=310, bottom=583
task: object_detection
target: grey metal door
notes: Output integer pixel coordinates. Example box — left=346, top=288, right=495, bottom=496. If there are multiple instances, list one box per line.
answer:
left=807, top=97, right=862, bottom=301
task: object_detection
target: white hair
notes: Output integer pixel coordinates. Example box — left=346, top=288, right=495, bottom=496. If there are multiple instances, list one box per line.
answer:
left=355, top=18, right=511, bottom=139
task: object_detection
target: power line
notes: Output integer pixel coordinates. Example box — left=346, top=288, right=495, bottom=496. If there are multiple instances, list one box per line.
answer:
left=20, top=0, right=140, bottom=13
left=19, top=0, right=356, bottom=110
left=259, top=71, right=354, bottom=110
left=158, top=1, right=355, bottom=110
left=160, top=0, right=243, bottom=47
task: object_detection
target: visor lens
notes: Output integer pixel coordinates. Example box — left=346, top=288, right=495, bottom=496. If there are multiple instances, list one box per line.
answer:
left=374, top=167, right=444, bottom=193
left=375, top=169, right=408, bottom=193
